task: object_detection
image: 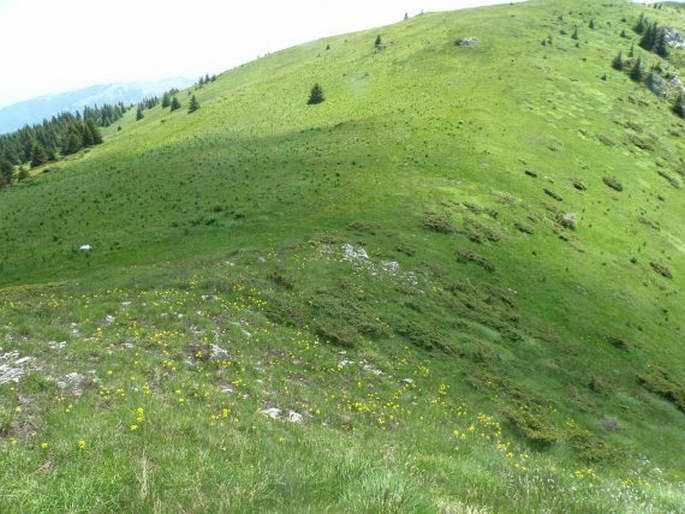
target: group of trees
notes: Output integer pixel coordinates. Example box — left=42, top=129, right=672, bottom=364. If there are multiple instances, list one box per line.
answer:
left=136, top=88, right=200, bottom=121
left=634, top=14, right=669, bottom=58
left=612, top=14, right=683, bottom=119
left=0, top=102, right=126, bottom=175
left=196, top=74, right=218, bottom=88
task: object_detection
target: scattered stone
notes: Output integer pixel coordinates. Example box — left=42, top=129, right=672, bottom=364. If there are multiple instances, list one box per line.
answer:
left=79, top=244, right=92, bottom=252
left=262, top=407, right=282, bottom=420
left=402, top=378, right=414, bottom=385
left=381, top=260, right=400, bottom=275
left=210, top=344, right=231, bottom=361
left=338, top=359, right=353, bottom=368
left=0, top=365, right=25, bottom=385
left=559, top=213, right=578, bottom=229
left=456, top=37, right=480, bottom=47
left=664, top=27, right=685, bottom=50
left=104, top=315, right=116, bottom=324
left=341, top=243, right=369, bottom=263
left=48, top=341, right=67, bottom=350
left=288, top=410, right=304, bottom=424
left=0, top=351, right=31, bottom=385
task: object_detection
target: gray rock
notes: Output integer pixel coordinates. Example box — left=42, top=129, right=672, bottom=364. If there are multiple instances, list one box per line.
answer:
left=262, top=407, right=282, bottom=419
left=288, top=410, right=304, bottom=424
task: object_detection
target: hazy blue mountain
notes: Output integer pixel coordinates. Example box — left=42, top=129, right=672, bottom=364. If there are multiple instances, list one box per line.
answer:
left=0, top=78, right=193, bottom=133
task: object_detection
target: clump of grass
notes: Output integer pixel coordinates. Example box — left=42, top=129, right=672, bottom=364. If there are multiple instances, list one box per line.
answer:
left=421, top=211, right=455, bottom=233
left=573, top=180, right=587, bottom=191
left=602, top=176, right=623, bottom=192
left=606, top=335, right=629, bottom=351
left=638, top=365, right=685, bottom=413
left=514, top=221, right=534, bottom=234
left=657, top=169, right=681, bottom=189
left=456, top=250, right=495, bottom=272
left=502, top=403, right=559, bottom=446
left=466, top=370, right=558, bottom=446
left=649, top=261, right=672, bottom=279
left=315, top=319, right=361, bottom=348
left=267, top=271, right=295, bottom=290
left=460, top=218, right=501, bottom=244
left=347, top=221, right=381, bottom=234
left=567, top=427, right=617, bottom=462
left=396, top=321, right=453, bottom=353
left=544, top=188, right=563, bottom=201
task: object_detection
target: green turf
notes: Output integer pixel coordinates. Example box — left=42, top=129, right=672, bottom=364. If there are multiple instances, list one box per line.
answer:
left=1, top=0, right=684, bottom=511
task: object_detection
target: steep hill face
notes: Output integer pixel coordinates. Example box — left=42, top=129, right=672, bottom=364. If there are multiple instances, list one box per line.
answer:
left=0, top=0, right=684, bottom=511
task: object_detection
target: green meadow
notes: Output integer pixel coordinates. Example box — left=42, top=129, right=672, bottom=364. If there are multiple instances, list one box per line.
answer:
left=1, top=0, right=684, bottom=511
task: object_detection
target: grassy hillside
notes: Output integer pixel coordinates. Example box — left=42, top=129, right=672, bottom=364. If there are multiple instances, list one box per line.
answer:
left=1, top=0, right=684, bottom=511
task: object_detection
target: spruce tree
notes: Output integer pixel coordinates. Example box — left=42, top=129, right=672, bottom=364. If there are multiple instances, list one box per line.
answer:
left=589, top=19, right=595, bottom=29
left=571, top=26, right=579, bottom=40
left=611, top=51, right=624, bottom=71
left=674, top=93, right=685, bottom=118
left=655, top=29, right=668, bottom=58
left=634, top=13, right=646, bottom=34
left=0, top=157, right=13, bottom=187
left=30, top=142, right=48, bottom=167
left=85, top=120, right=103, bottom=145
left=640, top=23, right=658, bottom=51
left=170, top=97, right=182, bottom=111
left=136, top=105, right=144, bottom=121
left=375, top=34, right=382, bottom=48
left=307, top=83, right=325, bottom=105
left=162, top=92, right=171, bottom=108
left=630, top=57, right=643, bottom=82
left=188, top=95, right=200, bottom=113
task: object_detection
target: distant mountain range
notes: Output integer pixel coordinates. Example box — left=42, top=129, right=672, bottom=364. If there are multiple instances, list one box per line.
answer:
left=0, top=78, right=193, bottom=134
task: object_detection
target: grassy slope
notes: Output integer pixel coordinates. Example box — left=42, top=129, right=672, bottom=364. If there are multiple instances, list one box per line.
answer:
left=1, top=0, right=684, bottom=511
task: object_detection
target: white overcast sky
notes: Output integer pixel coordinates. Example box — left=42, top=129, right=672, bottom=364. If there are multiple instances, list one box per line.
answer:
left=0, top=0, right=527, bottom=107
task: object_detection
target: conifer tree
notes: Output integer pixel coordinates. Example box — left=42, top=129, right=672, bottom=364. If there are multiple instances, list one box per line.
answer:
left=307, top=83, right=325, bottom=105
left=85, top=119, right=103, bottom=145
left=589, top=19, right=595, bottom=29
left=170, top=97, right=182, bottom=111
left=30, top=142, right=48, bottom=167
left=162, top=92, right=171, bottom=108
left=0, top=157, right=13, bottom=187
left=188, top=95, right=200, bottom=113
left=655, top=29, right=668, bottom=58
left=634, top=13, right=647, bottom=34
left=611, top=51, right=624, bottom=71
left=375, top=34, right=382, bottom=48
left=571, top=26, right=579, bottom=40
left=640, top=23, right=658, bottom=51
left=630, top=57, right=643, bottom=82
left=672, top=93, right=684, bottom=114
left=136, top=105, right=144, bottom=121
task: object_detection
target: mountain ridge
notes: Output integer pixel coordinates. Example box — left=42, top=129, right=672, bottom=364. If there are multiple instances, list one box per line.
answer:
left=0, top=77, right=193, bottom=134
